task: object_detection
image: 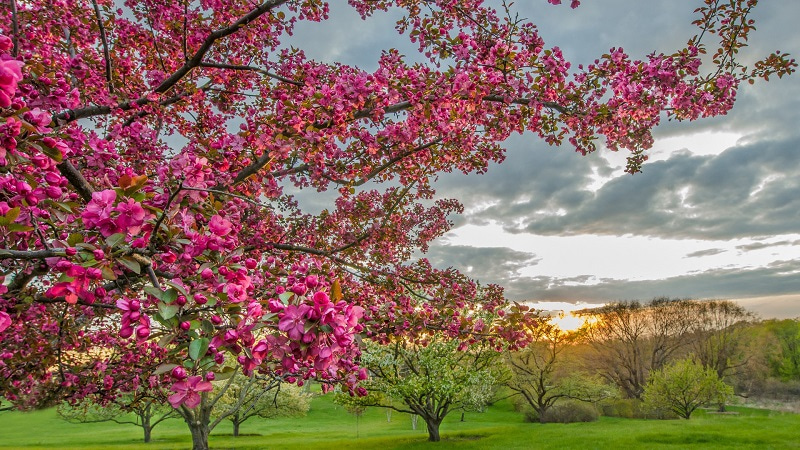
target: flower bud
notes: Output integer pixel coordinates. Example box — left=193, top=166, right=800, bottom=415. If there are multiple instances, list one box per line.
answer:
left=171, top=366, right=187, bottom=380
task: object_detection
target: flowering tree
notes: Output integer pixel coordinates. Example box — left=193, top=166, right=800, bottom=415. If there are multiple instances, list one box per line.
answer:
left=355, top=336, right=505, bottom=442
left=0, top=0, right=795, bottom=448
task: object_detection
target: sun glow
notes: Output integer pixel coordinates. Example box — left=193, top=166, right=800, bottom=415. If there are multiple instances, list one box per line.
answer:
left=526, top=301, right=604, bottom=332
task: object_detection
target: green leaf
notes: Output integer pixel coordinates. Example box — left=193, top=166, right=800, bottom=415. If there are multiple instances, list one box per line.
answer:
left=7, top=223, right=34, bottom=232
left=144, top=285, right=164, bottom=300
left=105, top=233, right=127, bottom=248
left=158, top=302, right=180, bottom=320
left=200, top=320, right=215, bottom=335
left=67, top=233, right=84, bottom=246
left=158, top=333, right=175, bottom=348
left=278, top=292, right=294, bottom=305
left=153, top=363, right=179, bottom=375
left=101, top=265, right=117, bottom=281
left=39, top=141, right=63, bottom=162
left=162, top=288, right=178, bottom=304
left=189, top=338, right=210, bottom=361
left=0, top=207, right=21, bottom=226
left=164, top=280, right=190, bottom=298
left=117, top=256, right=141, bottom=274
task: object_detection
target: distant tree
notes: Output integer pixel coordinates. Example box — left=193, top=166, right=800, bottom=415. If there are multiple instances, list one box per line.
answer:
left=579, top=298, right=696, bottom=399
left=689, top=300, right=755, bottom=380
left=764, top=319, right=800, bottom=381
left=214, top=375, right=310, bottom=437
left=642, top=358, right=733, bottom=419
left=57, top=390, right=175, bottom=443
left=507, top=319, right=614, bottom=422
left=358, top=336, right=504, bottom=442
left=333, top=389, right=384, bottom=438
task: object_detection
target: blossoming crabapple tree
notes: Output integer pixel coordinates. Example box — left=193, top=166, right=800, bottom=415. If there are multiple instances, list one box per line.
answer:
left=0, top=0, right=795, bottom=447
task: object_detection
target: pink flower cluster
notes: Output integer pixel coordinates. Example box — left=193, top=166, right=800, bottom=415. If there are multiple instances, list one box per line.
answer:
left=116, top=298, right=151, bottom=340
left=81, top=189, right=151, bottom=238
left=0, top=36, right=23, bottom=108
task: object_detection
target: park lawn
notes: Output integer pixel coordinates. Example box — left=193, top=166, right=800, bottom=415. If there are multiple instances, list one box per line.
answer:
left=1, top=395, right=798, bottom=449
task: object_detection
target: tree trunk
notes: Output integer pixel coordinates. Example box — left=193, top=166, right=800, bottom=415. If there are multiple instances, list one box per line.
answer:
left=425, top=418, right=442, bottom=442
left=141, top=404, right=152, bottom=443
left=188, top=422, right=210, bottom=450
left=233, top=419, right=240, bottom=437
left=411, top=414, right=418, bottom=430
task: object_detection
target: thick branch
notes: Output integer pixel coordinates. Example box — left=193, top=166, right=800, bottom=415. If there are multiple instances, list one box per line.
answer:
left=0, top=248, right=67, bottom=260
left=58, top=160, right=95, bottom=202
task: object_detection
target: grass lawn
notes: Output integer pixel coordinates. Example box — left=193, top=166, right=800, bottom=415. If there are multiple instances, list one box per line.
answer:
left=1, top=394, right=798, bottom=449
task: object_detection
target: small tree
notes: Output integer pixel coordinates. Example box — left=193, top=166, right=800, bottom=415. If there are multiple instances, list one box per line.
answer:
left=359, top=336, right=504, bottom=442
left=214, top=376, right=310, bottom=437
left=57, top=391, right=175, bottom=443
left=643, top=358, right=733, bottom=419
left=333, top=389, right=384, bottom=438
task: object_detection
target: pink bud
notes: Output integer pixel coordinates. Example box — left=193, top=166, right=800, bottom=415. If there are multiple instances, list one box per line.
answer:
left=136, top=327, right=150, bottom=339
left=130, top=300, right=141, bottom=311
left=205, top=372, right=215, bottom=381
left=171, top=366, right=187, bottom=380
left=210, top=315, right=222, bottom=325
left=119, top=327, right=134, bottom=338
left=65, top=247, right=77, bottom=256
left=245, top=258, right=257, bottom=269
left=193, top=293, right=207, bottom=305
left=200, top=268, right=214, bottom=279
left=180, top=321, right=191, bottom=331
left=176, top=296, right=187, bottom=306
left=93, top=249, right=105, bottom=260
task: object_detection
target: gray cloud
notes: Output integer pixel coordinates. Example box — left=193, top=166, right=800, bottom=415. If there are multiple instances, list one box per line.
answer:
left=424, top=244, right=540, bottom=293
left=495, top=259, right=800, bottom=305
left=685, top=248, right=727, bottom=258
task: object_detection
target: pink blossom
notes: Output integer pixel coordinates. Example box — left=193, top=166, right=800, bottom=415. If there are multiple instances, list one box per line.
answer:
left=168, top=376, right=213, bottom=409
left=0, top=58, right=23, bottom=108
left=279, top=304, right=311, bottom=340
left=0, top=311, right=11, bottom=333
left=114, top=197, right=149, bottom=235
left=81, top=190, right=118, bottom=237
left=208, top=214, right=232, bottom=236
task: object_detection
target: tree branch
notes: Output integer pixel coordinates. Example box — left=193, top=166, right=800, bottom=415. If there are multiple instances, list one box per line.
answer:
left=91, top=0, right=113, bottom=93
left=199, top=62, right=303, bottom=86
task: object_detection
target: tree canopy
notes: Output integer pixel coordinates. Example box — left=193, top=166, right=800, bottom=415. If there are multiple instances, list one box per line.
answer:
left=0, top=1, right=795, bottom=448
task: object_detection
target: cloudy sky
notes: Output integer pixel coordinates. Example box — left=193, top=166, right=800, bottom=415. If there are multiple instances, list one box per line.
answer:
left=290, top=1, right=800, bottom=318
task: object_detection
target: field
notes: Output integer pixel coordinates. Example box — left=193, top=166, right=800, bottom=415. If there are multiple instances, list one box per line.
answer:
left=1, top=394, right=798, bottom=450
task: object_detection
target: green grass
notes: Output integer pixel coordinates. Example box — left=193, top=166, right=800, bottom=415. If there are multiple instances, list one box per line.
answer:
left=1, top=395, right=798, bottom=449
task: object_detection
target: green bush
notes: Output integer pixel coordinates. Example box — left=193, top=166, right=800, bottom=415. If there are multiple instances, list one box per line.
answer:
left=523, top=401, right=599, bottom=423
left=599, top=398, right=677, bottom=419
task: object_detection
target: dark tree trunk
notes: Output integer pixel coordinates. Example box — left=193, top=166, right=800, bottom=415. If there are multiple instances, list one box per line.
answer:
left=189, top=421, right=210, bottom=450
left=142, top=408, right=152, bottom=443
left=425, top=418, right=442, bottom=442
left=233, top=420, right=240, bottom=437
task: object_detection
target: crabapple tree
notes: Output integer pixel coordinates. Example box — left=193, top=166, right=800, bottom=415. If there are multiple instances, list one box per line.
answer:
left=0, top=0, right=795, bottom=448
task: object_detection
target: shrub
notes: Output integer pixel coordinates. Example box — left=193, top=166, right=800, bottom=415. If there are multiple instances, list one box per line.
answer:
left=523, top=401, right=599, bottom=423
left=599, top=398, right=678, bottom=419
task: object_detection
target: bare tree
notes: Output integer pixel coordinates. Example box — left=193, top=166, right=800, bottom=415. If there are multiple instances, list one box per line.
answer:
left=579, top=298, right=696, bottom=399
left=506, top=319, right=612, bottom=422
